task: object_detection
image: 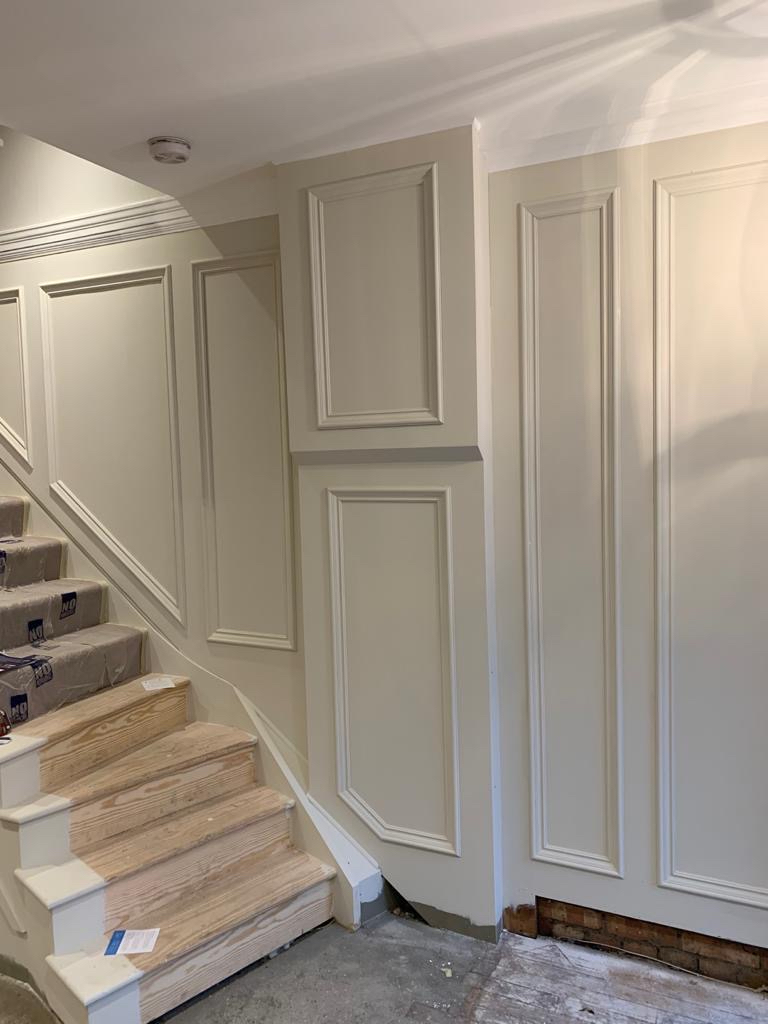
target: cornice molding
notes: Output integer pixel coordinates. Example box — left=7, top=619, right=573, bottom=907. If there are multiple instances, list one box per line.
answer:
left=0, top=196, right=197, bottom=263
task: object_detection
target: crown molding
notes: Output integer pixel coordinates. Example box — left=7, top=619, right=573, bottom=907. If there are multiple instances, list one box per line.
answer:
left=0, top=196, right=197, bottom=263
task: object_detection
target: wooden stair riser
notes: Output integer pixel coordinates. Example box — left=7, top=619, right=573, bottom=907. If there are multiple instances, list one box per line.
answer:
left=139, top=881, right=334, bottom=1024
left=103, top=813, right=292, bottom=933
left=70, top=749, right=257, bottom=854
left=41, top=688, right=189, bottom=792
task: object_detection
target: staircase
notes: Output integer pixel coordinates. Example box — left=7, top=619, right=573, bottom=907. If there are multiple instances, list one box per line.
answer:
left=0, top=496, right=336, bottom=1024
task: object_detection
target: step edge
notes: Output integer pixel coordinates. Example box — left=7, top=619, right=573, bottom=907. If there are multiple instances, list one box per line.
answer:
left=0, top=791, right=71, bottom=824
left=16, top=857, right=105, bottom=910
left=0, top=733, right=46, bottom=766
left=46, top=949, right=144, bottom=1009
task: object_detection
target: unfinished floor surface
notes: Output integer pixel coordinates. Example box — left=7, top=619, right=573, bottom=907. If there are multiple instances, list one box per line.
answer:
left=142, top=916, right=768, bottom=1023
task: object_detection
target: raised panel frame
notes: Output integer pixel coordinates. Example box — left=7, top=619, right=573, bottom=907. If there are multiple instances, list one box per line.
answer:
left=193, top=251, right=296, bottom=651
left=307, top=163, right=444, bottom=430
left=40, top=266, right=187, bottom=625
left=520, top=188, right=624, bottom=878
left=327, top=486, right=460, bottom=855
left=655, top=161, right=768, bottom=910
left=0, top=286, right=33, bottom=468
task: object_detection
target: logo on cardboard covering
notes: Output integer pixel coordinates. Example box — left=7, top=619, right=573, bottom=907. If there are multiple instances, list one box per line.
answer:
left=33, top=658, right=53, bottom=687
left=10, top=694, right=29, bottom=724
left=60, top=592, right=77, bottom=619
left=28, top=618, right=45, bottom=645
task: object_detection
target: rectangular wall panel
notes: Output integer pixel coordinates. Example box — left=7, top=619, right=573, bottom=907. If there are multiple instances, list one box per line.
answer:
left=194, top=253, right=295, bottom=650
left=0, top=288, right=31, bottom=465
left=656, top=163, right=768, bottom=908
left=308, top=165, right=442, bottom=428
left=328, top=488, right=459, bottom=854
left=41, top=267, right=185, bottom=622
left=521, top=190, right=622, bottom=876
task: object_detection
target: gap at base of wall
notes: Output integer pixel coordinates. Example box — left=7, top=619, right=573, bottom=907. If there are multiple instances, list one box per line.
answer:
left=503, top=898, right=768, bottom=991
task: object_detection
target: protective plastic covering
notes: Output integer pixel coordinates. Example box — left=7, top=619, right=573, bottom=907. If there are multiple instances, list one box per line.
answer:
left=0, top=537, right=63, bottom=588
left=0, top=623, right=143, bottom=724
left=0, top=579, right=104, bottom=650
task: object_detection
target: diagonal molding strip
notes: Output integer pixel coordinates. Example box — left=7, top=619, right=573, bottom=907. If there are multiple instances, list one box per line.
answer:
left=0, top=196, right=198, bottom=263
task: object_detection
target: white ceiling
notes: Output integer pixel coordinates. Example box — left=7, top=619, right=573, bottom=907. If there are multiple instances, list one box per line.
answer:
left=1, top=0, right=766, bottom=193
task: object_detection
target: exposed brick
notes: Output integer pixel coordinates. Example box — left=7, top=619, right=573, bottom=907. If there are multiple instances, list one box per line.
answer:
left=699, top=957, right=767, bottom=989
left=551, top=923, right=587, bottom=943
left=658, top=946, right=698, bottom=972
left=604, top=914, right=680, bottom=948
left=503, top=904, right=537, bottom=938
left=531, top=897, right=768, bottom=992
left=565, top=905, right=603, bottom=930
left=682, top=933, right=760, bottom=969
left=537, top=899, right=567, bottom=923
left=622, top=939, right=659, bottom=960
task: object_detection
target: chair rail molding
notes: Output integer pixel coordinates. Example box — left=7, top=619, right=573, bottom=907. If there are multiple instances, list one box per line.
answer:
left=655, top=160, right=768, bottom=911
left=327, top=486, right=460, bottom=856
left=193, top=250, right=296, bottom=651
left=520, top=187, right=624, bottom=878
left=307, top=163, right=443, bottom=429
left=0, top=196, right=197, bottom=263
left=40, top=264, right=187, bottom=625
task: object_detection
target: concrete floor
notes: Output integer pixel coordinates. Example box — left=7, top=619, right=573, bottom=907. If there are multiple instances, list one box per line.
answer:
left=3, top=914, right=767, bottom=1023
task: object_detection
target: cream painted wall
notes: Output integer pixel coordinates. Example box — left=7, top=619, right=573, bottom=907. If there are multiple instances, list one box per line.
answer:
left=0, top=214, right=307, bottom=755
left=490, top=120, right=768, bottom=947
left=278, top=125, right=503, bottom=934
left=0, top=127, right=160, bottom=231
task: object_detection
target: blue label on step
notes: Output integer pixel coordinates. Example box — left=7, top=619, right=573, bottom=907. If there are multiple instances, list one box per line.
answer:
left=60, top=591, right=77, bottom=619
left=105, top=931, right=125, bottom=956
left=28, top=619, right=45, bottom=645
left=0, top=550, right=6, bottom=575
left=10, top=694, right=28, bottom=724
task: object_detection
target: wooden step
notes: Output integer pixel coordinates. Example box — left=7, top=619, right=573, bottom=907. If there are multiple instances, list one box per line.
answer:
left=83, top=787, right=294, bottom=932
left=0, top=496, right=25, bottom=538
left=58, top=722, right=258, bottom=853
left=1, top=624, right=146, bottom=734
left=0, top=578, right=104, bottom=649
left=0, top=535, right=63, bottom=587
left=17, top=673, right=187, bottom=791
left=133, top=848, right=335, bottom=1022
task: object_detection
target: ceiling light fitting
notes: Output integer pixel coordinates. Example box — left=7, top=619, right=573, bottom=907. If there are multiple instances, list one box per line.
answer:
left=147, top=136, right=191, bottom=164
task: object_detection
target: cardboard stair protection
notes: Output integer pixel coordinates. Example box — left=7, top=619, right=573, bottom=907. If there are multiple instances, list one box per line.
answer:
left=0, top=495, right=337, bottom=1023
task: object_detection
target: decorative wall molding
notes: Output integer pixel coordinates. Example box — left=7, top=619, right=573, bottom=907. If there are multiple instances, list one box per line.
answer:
left=193, top=251, right=296, bottom=650
left=0, top=287, right=33, bottom=468
left=307, top=163, right=443, bottom=429
left=327, top=487, right=460, bottom=855
left=655, top=161, right=768, bottom=910
left=0, top=196, right=197, bottom=264
left=40, top=265, right=187, bottom=625
left=520, top=187, right=623, bottom=878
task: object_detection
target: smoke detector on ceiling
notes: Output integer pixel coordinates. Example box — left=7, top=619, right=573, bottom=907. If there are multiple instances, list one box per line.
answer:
left=147, top=136, right=191, bottom=164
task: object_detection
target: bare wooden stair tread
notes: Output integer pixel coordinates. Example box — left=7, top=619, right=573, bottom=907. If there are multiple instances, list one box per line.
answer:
left=16, top=674, right=189, bottom=744
left=56, top=722, right=257, bottom=805
left=120, top=847, right=336, bottom=972
left=81, top=786, right=293, bottom=882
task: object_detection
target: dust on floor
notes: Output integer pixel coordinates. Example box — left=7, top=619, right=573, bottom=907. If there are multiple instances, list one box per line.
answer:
left=3, top=915, right=767, bottom=1023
